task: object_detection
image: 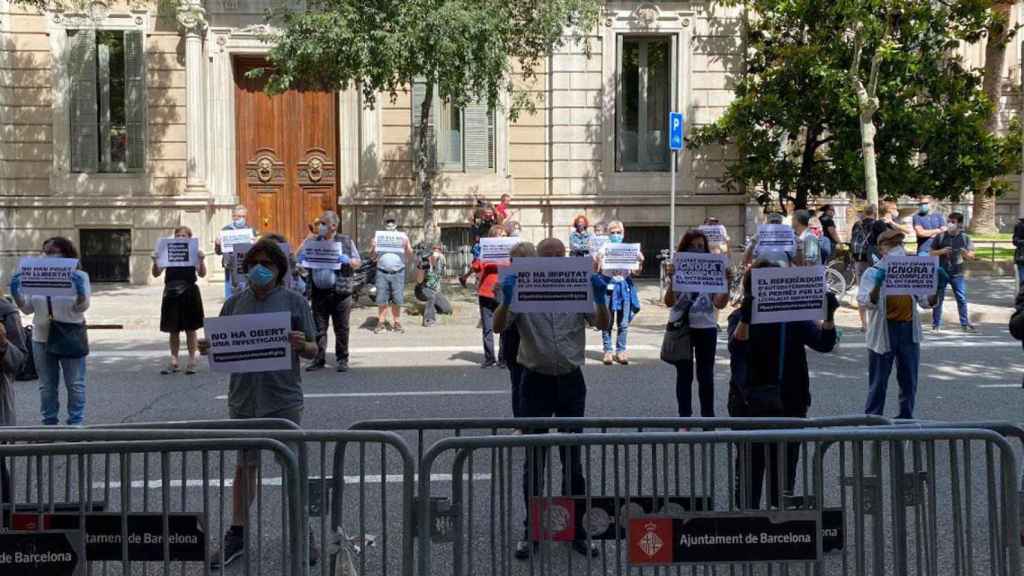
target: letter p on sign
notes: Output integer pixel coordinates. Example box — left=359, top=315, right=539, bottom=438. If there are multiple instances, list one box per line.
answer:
left=669, top=112, right=684, bottom=151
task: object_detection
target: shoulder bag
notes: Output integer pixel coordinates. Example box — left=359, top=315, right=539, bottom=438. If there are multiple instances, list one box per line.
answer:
left=660, top=298, right=693, bottom=364
left=46, top=297, right=89, bottom=359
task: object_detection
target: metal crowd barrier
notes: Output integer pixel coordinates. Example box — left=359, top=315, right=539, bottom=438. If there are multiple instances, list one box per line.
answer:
left=416, top=427, right=1021, bottom=576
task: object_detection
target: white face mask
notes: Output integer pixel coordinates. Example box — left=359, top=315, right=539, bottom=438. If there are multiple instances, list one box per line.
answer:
left=887, top=246, right=906, bottom=258
left=946, top=223, right=958, bottom=233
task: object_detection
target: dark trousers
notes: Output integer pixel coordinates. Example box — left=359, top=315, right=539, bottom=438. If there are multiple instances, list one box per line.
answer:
left=736, top=440, right=802, bottom=510
left=1, top=458, right=10, bottom=528
left=520, top=368, right=587, bottom=536
left=423, top=288, right=452, bottom=324
left=312, top=289, right=353, bottom=363
left=479, top=296, right=498, bottom=363
left=675, top=327, right=718, bottom=417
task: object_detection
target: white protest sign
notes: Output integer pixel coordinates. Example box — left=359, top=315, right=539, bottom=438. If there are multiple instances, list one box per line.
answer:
left=374, top=231, right=407, bottom=254
left=698, top=225, right=728, bottom=246
left=156, top=237, right=199, bottom=268
left=755, top=224, right=796, bottom=257
left=480, top=237, right=521, bottom=264
left=204, top=312, right=293, bottom=373
left=219, top=228, right=254, bottom=254
left=672, top=253, right=729, bottom=294
left=17, top=257, right=78, bottom=297
left=883, top=255, right=938, bottom=296
left=588, top=235, right=609, bottom=253
left=510, top=257, right=593, bottom=314
left=602, top=243, right=642, bottom=273
left=751, top=265, right=827, bottom=324
left=232, top=242, right=252, bottom=288
left=299, top=240, right=342, bottom=270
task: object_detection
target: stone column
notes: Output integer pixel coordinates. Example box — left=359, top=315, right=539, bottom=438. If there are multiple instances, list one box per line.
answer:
left=177, top=0, right=207, bottom=190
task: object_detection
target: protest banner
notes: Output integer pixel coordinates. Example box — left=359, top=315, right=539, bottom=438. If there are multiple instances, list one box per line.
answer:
left=298, top=240, right=342, bottom=270
left=204, top=312, right=292, bottom=373
left=883, top=255, right=937, bottom=296
left=698, top=225, right=728, bottom=246
left=755, top=224, right=796, bottom=257
left=589, top=235, right=609, bottom=254
left=155, top=237, right=198, bottom=268
left=480, top=237, right=521, bottom=264
left=218, top=228, right=253, bottom=254
left=509, top=257, right=593, bottom=314
left=17, top=257, right=78, bottom=298
left=751, top=265, right=826, bottom=324
left=374, top=230, right=407, bottom=254
left=672, top=253, right=729, bottom=294
left=602, top=243, right=642, bottom=273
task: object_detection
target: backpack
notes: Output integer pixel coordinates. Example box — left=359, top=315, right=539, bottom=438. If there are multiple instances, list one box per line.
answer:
left=14, top=325, right=37, bottom=381
left=850, top=220, right=874, bottom=262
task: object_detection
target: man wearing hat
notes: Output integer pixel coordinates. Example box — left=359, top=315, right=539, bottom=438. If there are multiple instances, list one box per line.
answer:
left=858, top=226, right=939, bottom=419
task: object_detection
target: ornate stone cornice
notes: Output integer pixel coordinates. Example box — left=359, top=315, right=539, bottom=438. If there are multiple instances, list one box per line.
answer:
left=176, top=0, right=206, bottom=35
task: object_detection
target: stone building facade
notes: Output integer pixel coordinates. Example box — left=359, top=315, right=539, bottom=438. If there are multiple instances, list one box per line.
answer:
left=0, top=0, right=1020, bottom=285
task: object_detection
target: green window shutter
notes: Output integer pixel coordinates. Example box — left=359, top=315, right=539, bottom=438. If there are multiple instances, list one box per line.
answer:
left=124, top=30, right=145, bottom=172
left=411, top=80, right=436, bottom=170
left=463, top=102, right=493, bottom=172
left=68, top=29, right=99, bottom=173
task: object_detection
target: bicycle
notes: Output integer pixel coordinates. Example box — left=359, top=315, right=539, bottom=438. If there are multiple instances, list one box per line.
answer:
left=825, top=242, right=857, bottom=302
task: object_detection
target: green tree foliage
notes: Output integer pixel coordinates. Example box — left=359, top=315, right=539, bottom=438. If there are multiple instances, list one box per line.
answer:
left=690, top=0, right=1021, bottom=213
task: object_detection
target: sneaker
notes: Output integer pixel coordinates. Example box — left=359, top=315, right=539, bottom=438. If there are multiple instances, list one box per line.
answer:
left=614, top=353, right=629, bottom=365
left=336, top=362, right=349, bottom=373
left=514, top=540, right=536, bottom=560
left=373, top=323, right=387, bottom=334
left=210, top=526, right=244, bottom=571
left=602, top=352, right=613, bottom=365
left=393, top=322, right=405, bottom=334
left=305, top=361, right=326, bottom=372
left=423, top=320, right=436, bottom=328
left=571, top=540, right=600, bottom=557
left=480, top=360, right=496, bottom=369
left=496, top=360, right=507, bottom=369
left=459, top=275, right=468, bottom=288
left=930, top=324, right=941, bottom=332
left=961, top=324, right=976, bottom=333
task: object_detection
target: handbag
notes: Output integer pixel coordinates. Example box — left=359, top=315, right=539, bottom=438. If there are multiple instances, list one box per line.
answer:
left=660, top=300, right=693, bottom=364
left=45, top=297, right=89, bottom=359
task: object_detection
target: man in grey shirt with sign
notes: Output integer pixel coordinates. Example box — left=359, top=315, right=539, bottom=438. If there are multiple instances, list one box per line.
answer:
left=493, top=238, right=610, bottom=560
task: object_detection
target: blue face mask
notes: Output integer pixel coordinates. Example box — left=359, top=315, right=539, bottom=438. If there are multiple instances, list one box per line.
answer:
left=609, top=233, right=624, bottom=244
left=247, top=264, right=276, bottom=288
left=319, top=224, right=329, bottom=236
left=233, top=217, right=246, bottom=228
left=918, top=205, right=929, bottom=215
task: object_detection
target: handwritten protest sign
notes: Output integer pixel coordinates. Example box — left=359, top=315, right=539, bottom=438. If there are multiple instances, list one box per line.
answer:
left=509, top=257, right=593, bottom=314
left=219, top=228, right=253, bottom=254
left=602, top=243, right=642, bottom=273
left=299, top=240, right=342, bottom=270
left=204, top=312, right=292, bottom=373
left=755, top=224, right=796, bottom=257
left=480, top=237, right=521, bottom=264
left=672, top=253, right=729, bottom=294
left=17, top=257, right=79, bottom=298
left=156, top=238, right=199, bottom=268
left=751, top=265, right=826, bottom=324
left=698, top=225, right=728, bottom=246
left=374, top=231, right=407, bottom=254
left=589, top=235, right=609, bottom=254
left=883, top=256, right=938, bottom=296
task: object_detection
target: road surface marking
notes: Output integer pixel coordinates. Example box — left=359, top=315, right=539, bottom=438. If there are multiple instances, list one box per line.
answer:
left=976, top=384, right=1020, bottom=388
left=91, top=344, right=659, bottom=358
left=215, top=390, right=506, bottom=400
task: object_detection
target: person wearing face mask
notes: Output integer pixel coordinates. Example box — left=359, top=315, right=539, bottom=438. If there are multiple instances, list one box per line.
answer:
left=9, top=237, right=90, bottom=426
left=152, top=226, right=207, bottom=375
left=596, top=221, right=643, bottom=365
left=929, top=212, right=976, bottom=332
left=859, top=228, right=940, bottom=419
left=416, top=242, right=452, bottom=327
left=504, top=219, right=522, bottom=238
left=912, top=195, right=945, bottom=255
left=664, top=231, right=731, bottom=417
left=214, top=205, right=257, bottom=300
left=569, top=215, right=592, bottom=257
left=471, top=226, right=509, bottom=368
left=198, top=239, right=318, bottom=570
left=299, top=211, right=361, bottom=372
left=370, top=216, right=414, bottom=334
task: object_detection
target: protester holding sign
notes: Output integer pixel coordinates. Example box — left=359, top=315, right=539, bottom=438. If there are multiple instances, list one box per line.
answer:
left=214, top=205, right=256, bottom=299
left=370, top=216, right=413, bottom=334
left=929, top=212, right=977, bottom=332
left=492, top=238, right=610, bottom=560
left=859, top=228, right=939, bottom=419
left=9, top=237, right=91, bottom=426
left=568, top=215, right=592, bottom=257
left=664, top=231, right=731, bottom=417
left=471, top=226, right=511, bottom=368
left=415, top=242, right=451, bottom=328
left=151, top=226, right=207, bottom=375
left=595, top=221, right=643, bottom=365
left=198, top=238, right=317, bottom=569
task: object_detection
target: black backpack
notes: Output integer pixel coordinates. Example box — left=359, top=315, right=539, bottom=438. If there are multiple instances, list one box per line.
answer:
left=15, top=325, right=37, bottom=381
left=850, top=219, right=874, bottom=262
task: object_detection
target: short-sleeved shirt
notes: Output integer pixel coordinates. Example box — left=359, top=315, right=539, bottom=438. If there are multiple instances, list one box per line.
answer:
left=886, top=295, right=914, bottom=322
left=424, top=257, right=446, bottom=291
left=220, top=286, right=317, bottom=418
left=912, top=213, right=945, bottom=250
left=670, top=292, right=718, bottom=330
left=508, top=312, right=594, bottom=376
left=932, top=232, right=974, bottom=276
left=378, top=252, right=405, bottom=273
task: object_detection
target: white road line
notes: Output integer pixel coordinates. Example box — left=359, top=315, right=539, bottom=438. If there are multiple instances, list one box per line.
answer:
left=215, top=390, right=506, bottom=400
left=94, top=473, right=491, bottom=490
left=976, top=384, right=1020, bottom=388
left=90, top=344, right=659, bottom=359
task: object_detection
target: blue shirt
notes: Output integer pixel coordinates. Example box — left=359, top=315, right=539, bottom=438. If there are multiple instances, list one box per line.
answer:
left=912, top=213, right=945, bottom=251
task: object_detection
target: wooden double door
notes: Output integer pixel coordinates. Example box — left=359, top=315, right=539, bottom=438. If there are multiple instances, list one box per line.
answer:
left=234, top=57, right=338, bottom=246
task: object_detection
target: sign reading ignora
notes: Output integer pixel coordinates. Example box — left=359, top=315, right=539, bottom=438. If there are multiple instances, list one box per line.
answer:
left=672, top=253, right=729, bottom=294
left=698, top=225, right=728, bottom=246
left=602, top=243, right=642, bottom=273
left=219, top=228, right=254, bottom=254
left=156, top=238, right=199, bottom=269
left=479, top=237, right=522, bottom=264
left=299, top=240, right=342, bottom=270
left=204, top=311, right=292, bottom=373
left=10, top=513, right=206, bottom=562
left=0, top=530, right=83, bottom=576
left=883, top=255, right=938, bottom=296
left=374, top=231, right=407, bottom=254
left=509, top=257, right=593, bottom=314
left=751, top=265, right=827, bottom=324
left=755, top=224, right=796, bottom=257
left=17, top=257, right=79, bottom=298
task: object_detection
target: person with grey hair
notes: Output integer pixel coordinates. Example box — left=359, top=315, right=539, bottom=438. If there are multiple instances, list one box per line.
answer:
left=214, top=205, right=256, bottom=299
left=792, top=209, right=820, bottom=266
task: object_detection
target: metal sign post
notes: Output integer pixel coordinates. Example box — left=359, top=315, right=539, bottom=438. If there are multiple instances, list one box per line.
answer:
left=669, top=112, right=684, bottom=253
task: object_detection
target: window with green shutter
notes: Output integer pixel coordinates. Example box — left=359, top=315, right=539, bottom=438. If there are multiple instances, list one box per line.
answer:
left=412, top=82, right=495, bottom=174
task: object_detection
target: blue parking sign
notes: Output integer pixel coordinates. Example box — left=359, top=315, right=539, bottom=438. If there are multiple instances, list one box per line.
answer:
left=669, top=112, right=684, bottom=151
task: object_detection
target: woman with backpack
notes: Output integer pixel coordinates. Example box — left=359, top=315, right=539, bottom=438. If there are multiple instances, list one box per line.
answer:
left=849, top=205, right=878, bottom=330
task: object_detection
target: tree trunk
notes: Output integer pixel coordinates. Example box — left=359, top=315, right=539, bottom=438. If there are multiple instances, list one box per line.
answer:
left=970, top=2, right=1013, bottom=235
left=795, top=124, right=821, bottom=209
left=416, top=83, right=436, bottom=244
left=859, top=111, right=879, bottom=210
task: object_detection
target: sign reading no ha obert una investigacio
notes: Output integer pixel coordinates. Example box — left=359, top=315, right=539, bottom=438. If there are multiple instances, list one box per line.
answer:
left=204, top=312, right=292, bottom=373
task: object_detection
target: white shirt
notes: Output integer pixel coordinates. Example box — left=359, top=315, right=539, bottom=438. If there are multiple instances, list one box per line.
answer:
left=17, top=270, right=91, bottom=342
left=670, top=291, right=719, bottom=330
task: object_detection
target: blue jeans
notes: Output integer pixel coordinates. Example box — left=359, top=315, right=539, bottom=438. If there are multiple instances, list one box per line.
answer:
left=34, top=341, right=87, bottom=425
left=223, top=274, right=233, bottom=299
left=932, top=273, right=968, bottom=327
left=601, top=306, right=633, bottom=353
left=865, top=321, right=919, bottom=419
left=1017, top=264, right=1024, bottom=285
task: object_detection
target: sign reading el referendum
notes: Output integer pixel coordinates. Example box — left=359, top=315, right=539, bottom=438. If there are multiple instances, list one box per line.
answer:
left=219, top=228, right=253, bottom=254
left=602, top=243, right=642, bottom=273
left=883, top=255, right=938, bottom=296
left=299, top=240, right=342, bottom=270
left=672, top=253, right=729, bottom=294
left=156, top=238, right=198, bottom=269
left=204, top=312, right=292, bottom=373
left=509, top=257, right=593, bottom=314
left=751, top=265, right=826, bottom=324
left=17, top=257, right=78, bottom=298
left=698, top=225, right=728, bottom=246
left=480, top=237, right=522, bottom=264
left=374, top=231, right=407, bottom=254
left=755, top=224, right=796, bottom=257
